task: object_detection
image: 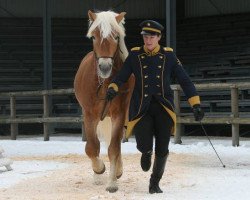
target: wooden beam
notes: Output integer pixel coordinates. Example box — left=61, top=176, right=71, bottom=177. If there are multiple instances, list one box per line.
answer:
left=231, top=87, right=239, bottom=146
left=10, top=96, right=18, bottom=140
left=0, top=117, right=83, bottom=124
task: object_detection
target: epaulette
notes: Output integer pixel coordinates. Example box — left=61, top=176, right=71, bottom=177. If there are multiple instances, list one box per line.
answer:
left=163, top=47, right=173, bottom=52
left=131, top=47, right=141, bottom=51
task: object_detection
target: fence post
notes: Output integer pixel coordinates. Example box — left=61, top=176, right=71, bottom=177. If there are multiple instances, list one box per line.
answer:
left=231, top=86, right=239, bottom=146
left=174, top=88, right=182, bottom=144
left=77, top=108, right=85, bottom=141
left=81, top=123, right=86, bottom=141
left=43, top=94, right=51, bottom=141
left=10, top=96, right=18, bottom=140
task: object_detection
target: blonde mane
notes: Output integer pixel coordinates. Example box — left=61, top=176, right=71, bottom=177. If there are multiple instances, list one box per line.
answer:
left=87, top=11, right=128, bottom=61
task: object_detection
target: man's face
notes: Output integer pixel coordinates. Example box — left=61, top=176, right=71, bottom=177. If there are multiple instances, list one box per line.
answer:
left=143, top=34, right=161, bottom=51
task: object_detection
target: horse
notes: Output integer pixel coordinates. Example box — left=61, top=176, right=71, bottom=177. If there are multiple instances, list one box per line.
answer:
left=74, top=10, right=134, bottom=193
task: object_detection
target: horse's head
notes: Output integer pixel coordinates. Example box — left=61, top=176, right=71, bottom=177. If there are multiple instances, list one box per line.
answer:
left=87, top=10, right=127, bottom=79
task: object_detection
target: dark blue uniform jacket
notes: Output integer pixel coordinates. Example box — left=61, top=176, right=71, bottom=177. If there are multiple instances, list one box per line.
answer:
left=109, top=45, right=200, bottom=137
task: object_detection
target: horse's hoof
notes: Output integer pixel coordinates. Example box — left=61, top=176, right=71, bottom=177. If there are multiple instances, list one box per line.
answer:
left=116, top=173, right=123, bottom=179
left=106, top=186, right=118, bottom=193
left=93, top=173, right=105, bottom=185
left=94, top=165, right=106, bottom=174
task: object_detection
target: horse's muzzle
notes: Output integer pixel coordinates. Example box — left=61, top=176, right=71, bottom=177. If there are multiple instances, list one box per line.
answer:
left=98, top=58, right=113, bottom=78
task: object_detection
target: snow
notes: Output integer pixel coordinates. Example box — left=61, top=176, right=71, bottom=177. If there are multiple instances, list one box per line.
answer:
left=0, top=135, right=250, bottom=200
left=0, top=160, right=69, bottom=188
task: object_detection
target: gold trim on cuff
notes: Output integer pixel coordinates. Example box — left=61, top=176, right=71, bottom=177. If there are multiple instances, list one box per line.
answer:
left=188, top=96, right=200, bottom=107
left=108, top=83, right=119, bottom=92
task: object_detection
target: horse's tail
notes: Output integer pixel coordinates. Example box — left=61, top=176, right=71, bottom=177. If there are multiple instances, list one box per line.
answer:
left=97, top=117, right=112, bottom=147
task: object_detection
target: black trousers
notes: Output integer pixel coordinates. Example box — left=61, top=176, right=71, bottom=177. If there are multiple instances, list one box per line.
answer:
left=133, top=98, right=173, bottom=157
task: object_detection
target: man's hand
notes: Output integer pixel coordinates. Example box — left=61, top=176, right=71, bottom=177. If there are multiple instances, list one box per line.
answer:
left=106, top=87, right=118, bottom=101
left=192, top=104, right=204, bottom=121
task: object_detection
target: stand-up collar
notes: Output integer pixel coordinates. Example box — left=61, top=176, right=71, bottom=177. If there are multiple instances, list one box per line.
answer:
left=143, top=45, right=160, bottom=56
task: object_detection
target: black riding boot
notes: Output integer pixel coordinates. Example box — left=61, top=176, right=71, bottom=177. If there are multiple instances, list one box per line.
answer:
left=140, top=150, right=152, bottom=171
left=149, top=154, right=168, bottom=194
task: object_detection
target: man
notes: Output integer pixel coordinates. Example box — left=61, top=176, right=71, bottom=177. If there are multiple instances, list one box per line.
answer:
left=106, top=20, right=204, bottom=193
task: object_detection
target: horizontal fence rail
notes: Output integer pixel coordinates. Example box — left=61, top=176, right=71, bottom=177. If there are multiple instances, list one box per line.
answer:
left=1, top=83, right=250, bottom=145
left=0, top=88, right=84, bottom=141
left=172, top=82, right=250, bottom=146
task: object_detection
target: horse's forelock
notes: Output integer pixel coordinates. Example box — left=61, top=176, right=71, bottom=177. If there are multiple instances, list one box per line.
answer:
left=86, top=11, right=128, bottom=61
left=87, top=11, right=125, bottom=39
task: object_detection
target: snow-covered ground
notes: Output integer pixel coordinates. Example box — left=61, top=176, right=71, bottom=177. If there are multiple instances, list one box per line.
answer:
left=0, top=135, right=250, bottom=200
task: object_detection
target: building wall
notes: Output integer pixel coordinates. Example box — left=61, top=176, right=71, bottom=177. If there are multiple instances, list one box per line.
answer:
left=185, top=0, right=250, bottom=18
left=0, top=0, right=166, bottom=19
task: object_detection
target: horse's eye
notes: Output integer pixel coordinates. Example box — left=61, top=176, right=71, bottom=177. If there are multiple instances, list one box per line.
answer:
left=114, top=36, right=119, bottom=41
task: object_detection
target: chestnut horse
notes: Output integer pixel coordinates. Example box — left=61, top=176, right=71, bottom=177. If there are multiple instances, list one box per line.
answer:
left=74, top=10, right=133, bottom=192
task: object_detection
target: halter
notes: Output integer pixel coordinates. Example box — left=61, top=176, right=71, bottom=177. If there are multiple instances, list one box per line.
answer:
left=93, top=36, right=120, bottom=100
left=95, top=37, right=128, bottom=101
left=93, top=35, right=123, bottom=87
left=93, top=36, right=122, bottom=70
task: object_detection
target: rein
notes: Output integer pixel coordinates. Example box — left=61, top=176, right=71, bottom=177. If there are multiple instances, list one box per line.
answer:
left=100, top=98, right=110, bottom=121
left=99, top=87, right=130, bottom=121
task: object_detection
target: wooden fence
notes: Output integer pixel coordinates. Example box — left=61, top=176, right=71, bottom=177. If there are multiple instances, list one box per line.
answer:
left=0, top=83, right=250, bottom=146
left=0, top=89, right=84, bottom=141
left=173, top=82, right=250, bottom=146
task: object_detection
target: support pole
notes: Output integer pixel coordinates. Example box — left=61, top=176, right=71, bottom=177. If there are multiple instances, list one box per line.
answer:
left=231, top=86, right=239, bottom=146
left=43, top=94, right=50, bottom=141
left=43, top=0, right=52, bottom=90
left=166, top=0, right=176, bottom=50
left=43, top=0, right=53, bottom=138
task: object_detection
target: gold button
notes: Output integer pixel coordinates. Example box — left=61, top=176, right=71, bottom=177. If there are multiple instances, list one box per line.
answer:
left=157, top=85, right=160, bottom=87
left=156, top=75, right=160, bottom=79
left=158, top=65, right=162, bottom=69
left=144, top=94, right=148, bottom=97
left=141, top=56, right=145, bottom=59
left=159, top=56, right=163, bottom=59
left=143, top=65, right=148, bottom=69
left=144, top=75, right=148, bottom=79
left=145, top=85, right=148, bottom=88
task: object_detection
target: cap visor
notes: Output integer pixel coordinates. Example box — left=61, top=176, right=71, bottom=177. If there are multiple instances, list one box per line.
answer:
left=141, top=30, right=158, bottom=35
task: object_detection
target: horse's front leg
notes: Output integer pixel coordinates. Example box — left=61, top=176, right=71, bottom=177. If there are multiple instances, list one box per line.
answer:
left=106, top=116, right=124, bottom=193
left=84, top=114, right=106, bottom=176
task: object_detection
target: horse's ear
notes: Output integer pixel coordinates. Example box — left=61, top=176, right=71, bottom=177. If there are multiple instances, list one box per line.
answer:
left=88, top=10, right=96, bottom=21
left=116, top=12, right=126, bottom=23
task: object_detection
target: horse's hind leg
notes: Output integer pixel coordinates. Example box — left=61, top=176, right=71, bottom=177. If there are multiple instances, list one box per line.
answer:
left=106, top=118, right=124, bottom=193
left=84, top=114, right=105, bottom=175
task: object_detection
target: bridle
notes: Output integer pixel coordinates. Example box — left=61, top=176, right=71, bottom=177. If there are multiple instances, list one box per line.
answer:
left=94, top=41, right=119, bottom=121
left=92, top=36, right=122, bottom=71
left=93, top=35, right=121, bottom=99
left=90, top=33, right=128, bottom=120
